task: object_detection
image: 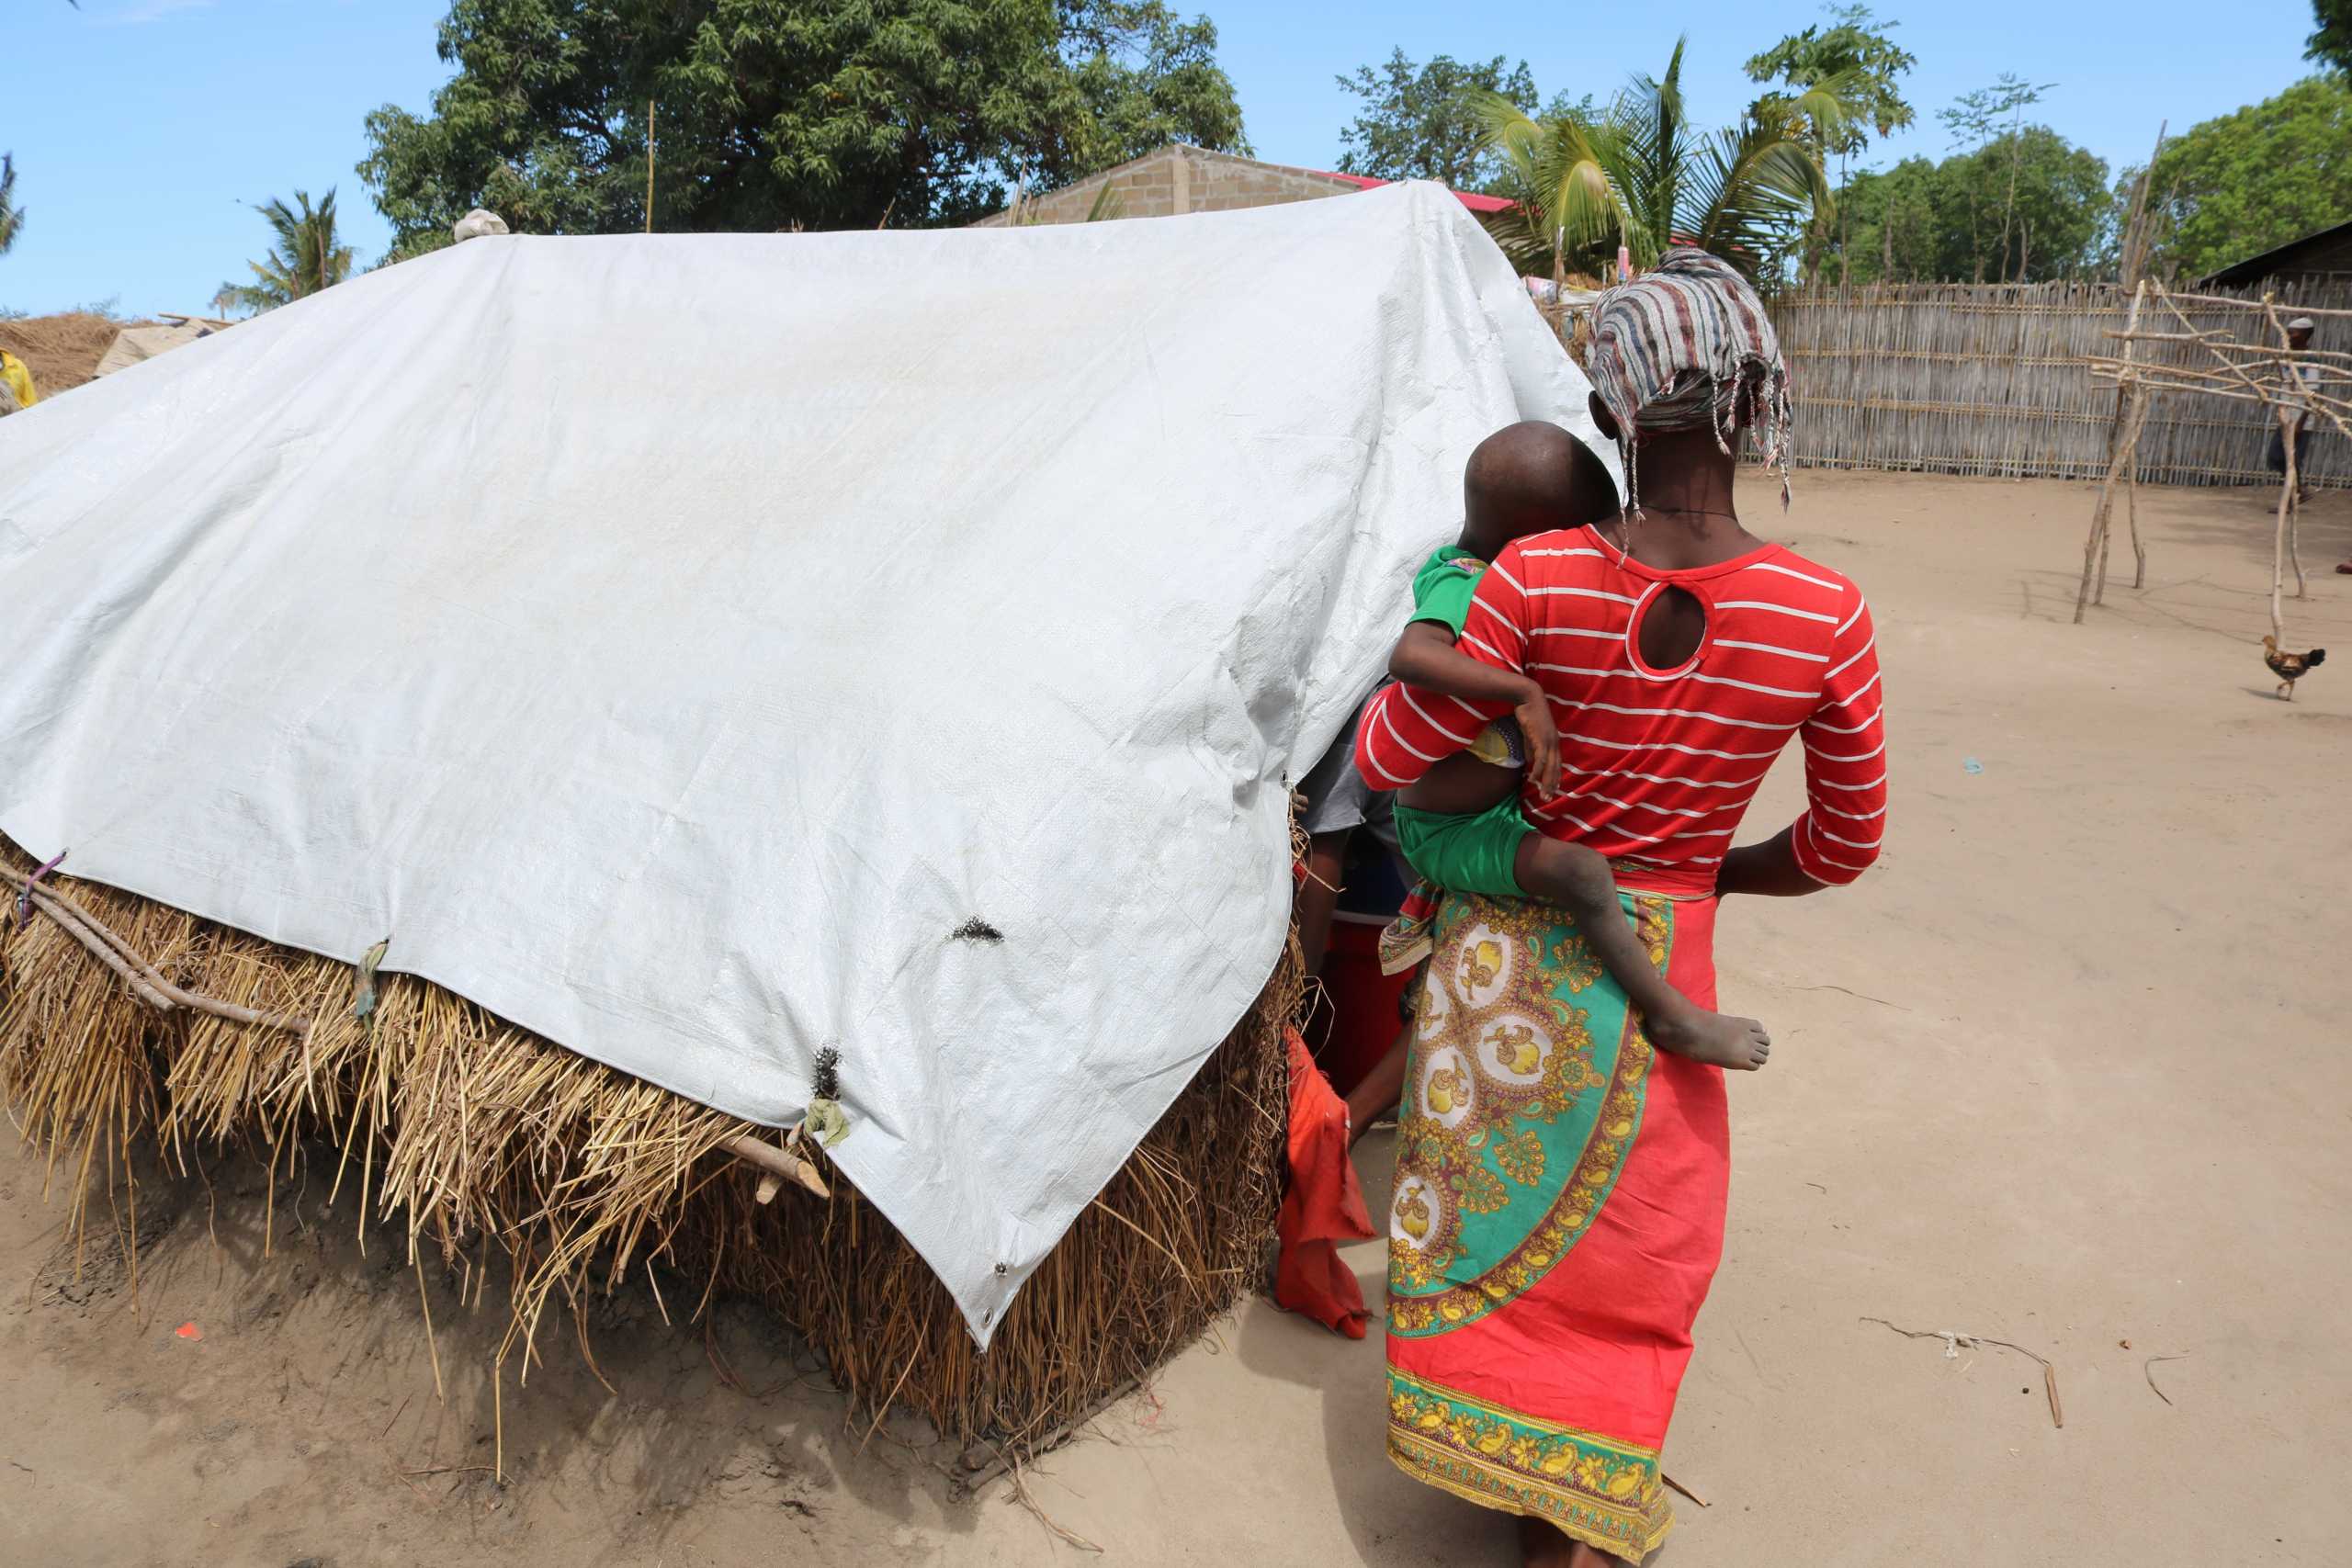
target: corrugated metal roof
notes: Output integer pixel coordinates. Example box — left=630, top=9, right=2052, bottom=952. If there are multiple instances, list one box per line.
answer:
left=1313, top=171, right=1518, bottom=214
left=2199, top=219, right=2352, bottom=287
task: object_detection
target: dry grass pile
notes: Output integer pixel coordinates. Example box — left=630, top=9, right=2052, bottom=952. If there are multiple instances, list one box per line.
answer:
left=0, top=312, right=137, bottom=398
left=0, top=835, right=1298, bottom=1453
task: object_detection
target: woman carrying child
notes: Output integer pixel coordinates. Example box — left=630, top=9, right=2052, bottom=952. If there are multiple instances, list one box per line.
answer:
left=1353, top=249, right=1888, bottom=1566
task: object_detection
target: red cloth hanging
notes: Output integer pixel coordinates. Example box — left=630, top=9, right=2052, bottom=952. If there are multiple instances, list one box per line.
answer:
left=1274, top=1026, right=1377, bottom=1338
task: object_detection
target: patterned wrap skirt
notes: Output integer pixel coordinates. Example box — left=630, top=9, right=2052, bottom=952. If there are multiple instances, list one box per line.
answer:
left=1385, top=890, right=1730, bottom=1562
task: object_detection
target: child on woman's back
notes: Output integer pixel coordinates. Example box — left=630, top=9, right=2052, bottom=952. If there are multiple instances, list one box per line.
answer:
left=1375, top=421, right=1770, bottom=1071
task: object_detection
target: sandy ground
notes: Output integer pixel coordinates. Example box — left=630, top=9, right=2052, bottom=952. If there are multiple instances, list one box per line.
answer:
left=5, top=469, right=2349, bottom=1568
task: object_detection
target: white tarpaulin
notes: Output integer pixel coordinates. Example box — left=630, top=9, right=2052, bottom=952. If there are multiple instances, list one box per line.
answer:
left=0, top=182, right=1606, bottom=1340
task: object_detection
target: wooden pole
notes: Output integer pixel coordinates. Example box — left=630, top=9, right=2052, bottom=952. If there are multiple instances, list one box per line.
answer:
left=2076, top=280, right=2147, bottom=623
left=645, top=99, right=657, bottom=235
left=2271, top=404, right=2291, bottom=647
left=2093, top=485, right=2114, bottom=604
left=2109, top=252, right=2158, bottom=591
left=2262, top=294, right=2296, bottom=638
left=2116, top=121, right=2165, bottom=288
left=2126, top=465, right=2145, bottom=589
left=2098, top=391, right=2154, bottom=605
left=2290, top=486, right=2305, bottom=598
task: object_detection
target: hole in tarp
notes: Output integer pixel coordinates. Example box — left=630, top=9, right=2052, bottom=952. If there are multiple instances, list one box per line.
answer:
left=950, top=918, right=1005, bottom=944
left=1635, top=584, right=1706, bottom=671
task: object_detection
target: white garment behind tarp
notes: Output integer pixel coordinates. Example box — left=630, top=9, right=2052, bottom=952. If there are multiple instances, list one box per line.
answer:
left=0, top=183, right=1610, bottom=1341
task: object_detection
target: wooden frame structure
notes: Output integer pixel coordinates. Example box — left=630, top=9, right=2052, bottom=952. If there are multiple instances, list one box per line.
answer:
left=2081, top=287, right=2352, bottom=636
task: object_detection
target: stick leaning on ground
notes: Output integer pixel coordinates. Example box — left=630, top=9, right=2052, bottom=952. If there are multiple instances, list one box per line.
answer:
left=5, top=863, right=309, bottom=1031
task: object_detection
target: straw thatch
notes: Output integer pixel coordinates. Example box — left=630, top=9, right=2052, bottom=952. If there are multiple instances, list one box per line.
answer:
left=1767, top=279, right=2352, bottom=489
left=0, top=833, right=1300, bottom=1456
left=93, top=315, right=235, bottom=378
left=0, top=312, right=135, bottom=398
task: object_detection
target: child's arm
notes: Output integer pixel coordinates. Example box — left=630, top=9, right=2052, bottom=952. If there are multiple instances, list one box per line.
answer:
left=1386, top=625, right=1560, bottom=795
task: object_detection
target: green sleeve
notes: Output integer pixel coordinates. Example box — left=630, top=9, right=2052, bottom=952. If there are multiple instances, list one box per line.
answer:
left=1408, top=547, right=1484, bottom=636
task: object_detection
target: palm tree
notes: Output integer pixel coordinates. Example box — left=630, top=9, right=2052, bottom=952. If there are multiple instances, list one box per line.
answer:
left=1476, top=39, right=1855, bottom=286
left=216, top=188, right=356, bottom=315
left=0, top=152, right=22, bottom=257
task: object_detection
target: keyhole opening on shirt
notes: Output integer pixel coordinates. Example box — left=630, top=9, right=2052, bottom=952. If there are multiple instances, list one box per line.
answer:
left=1635, top=585, right=1707, bottom=671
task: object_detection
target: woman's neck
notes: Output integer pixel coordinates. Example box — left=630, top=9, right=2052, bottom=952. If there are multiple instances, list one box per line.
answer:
left=1609, top=426, right=1763, bottom=570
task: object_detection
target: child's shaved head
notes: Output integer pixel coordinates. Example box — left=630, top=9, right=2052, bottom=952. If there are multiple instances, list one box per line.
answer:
left=1461, top=421, right=1620, bottom=561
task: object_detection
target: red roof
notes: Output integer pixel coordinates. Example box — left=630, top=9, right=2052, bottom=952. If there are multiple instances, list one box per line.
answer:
left=1315, top=172, right=1517, bottom=215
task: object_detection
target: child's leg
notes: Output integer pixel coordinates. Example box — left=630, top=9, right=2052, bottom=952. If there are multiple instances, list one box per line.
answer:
left=1510, top=835, right=1771, bottom=1072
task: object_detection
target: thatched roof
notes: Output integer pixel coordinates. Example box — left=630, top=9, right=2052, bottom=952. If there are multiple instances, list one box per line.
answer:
left=94, top=315, right=234, bottom=378
left=0, top=833, right=1295, bottom=1455
left=0, top=311, right=138, bottom=398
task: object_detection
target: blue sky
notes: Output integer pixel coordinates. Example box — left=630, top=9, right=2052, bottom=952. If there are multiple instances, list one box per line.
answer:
left=1, top=0, right=2330, bottom=317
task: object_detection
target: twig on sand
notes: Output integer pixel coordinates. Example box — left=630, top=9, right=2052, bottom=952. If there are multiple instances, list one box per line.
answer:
left=1787, top=983, right=1913, bottom=1012
left=952, top=1374, right=1148, bottom=1498
left=2143, top=1354, right=2188, bottom=1406
left=1861, top=1317, right=2064, bottom=1429
left=1662, top=1470, right=1709, bottom=1507
left=1004, top=1459, right=1102, bottom=1553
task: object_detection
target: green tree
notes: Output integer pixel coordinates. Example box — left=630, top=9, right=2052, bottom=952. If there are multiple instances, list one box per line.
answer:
left=217, top=189, right=357, bottom=315
left=1831, top=128, right=2109, bottom=284
left=1744, top=4, right=1917, bottom=282
left=1833, top=156, right=1940, bottom=282
left=1939, top=73, right=2059, bottom=282
left=0, top=152, right=20, bottom=256
left=1744, top=5, right=1916, bottom=156
left=358, top=0, right=1248, bottom=263
left=1476, top=37, right=1853, bottom=286
left=1334, top=51, right=1546, bottom=190
left=2312, top=0, right=2352, bottom=73
left=1059, top=2, right=1250, bottom=173
left=2120, top=75, right=2352, bottom=281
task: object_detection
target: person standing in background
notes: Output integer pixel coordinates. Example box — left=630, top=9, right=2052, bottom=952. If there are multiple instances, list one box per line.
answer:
left=0, top=348, right=36, bottom=416
left=2272, top=316, right=2318, bottom=507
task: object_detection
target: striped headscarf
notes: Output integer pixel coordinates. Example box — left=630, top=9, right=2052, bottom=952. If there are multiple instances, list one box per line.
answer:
left=1587, top=247, right=1793, bottom=512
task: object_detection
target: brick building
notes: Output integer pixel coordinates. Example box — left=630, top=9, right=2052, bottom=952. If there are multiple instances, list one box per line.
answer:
left=973, top=143, right=1513, bottom=228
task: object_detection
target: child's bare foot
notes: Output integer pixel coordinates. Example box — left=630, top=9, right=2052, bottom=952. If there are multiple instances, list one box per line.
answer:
left=1642, top=1002, right=1771, bottom=1070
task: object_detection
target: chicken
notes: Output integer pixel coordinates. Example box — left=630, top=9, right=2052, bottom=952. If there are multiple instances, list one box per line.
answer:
left=2263, top=635, right=2327, bottom=701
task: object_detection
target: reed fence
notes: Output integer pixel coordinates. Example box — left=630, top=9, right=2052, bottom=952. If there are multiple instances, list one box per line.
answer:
left=1766, top=280, right=2352, bottom=489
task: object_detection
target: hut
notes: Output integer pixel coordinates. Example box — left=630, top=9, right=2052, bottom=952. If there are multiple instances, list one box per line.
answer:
left=93, top=313, right=236, bottom=378
left=0, top=310, right=233, bottom=401
left=973, top=141, right=1515, bottom=228
left=0, top=184, right=1599, bottom=1457
left=2199, top=218, right=2352, bottom=289
left=0, top=311, right=127, bottom=398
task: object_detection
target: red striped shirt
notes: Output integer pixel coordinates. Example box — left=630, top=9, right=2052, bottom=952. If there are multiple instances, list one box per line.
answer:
left=1354, top=527, right=1887, bottom=897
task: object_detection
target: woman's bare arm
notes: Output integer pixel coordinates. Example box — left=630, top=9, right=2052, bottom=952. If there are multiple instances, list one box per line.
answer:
left=1715, top=828, right=1826, bottom=897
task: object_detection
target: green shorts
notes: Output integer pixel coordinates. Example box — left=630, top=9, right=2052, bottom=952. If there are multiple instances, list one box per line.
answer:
left=1392, top=795, right=1532, bottom=899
